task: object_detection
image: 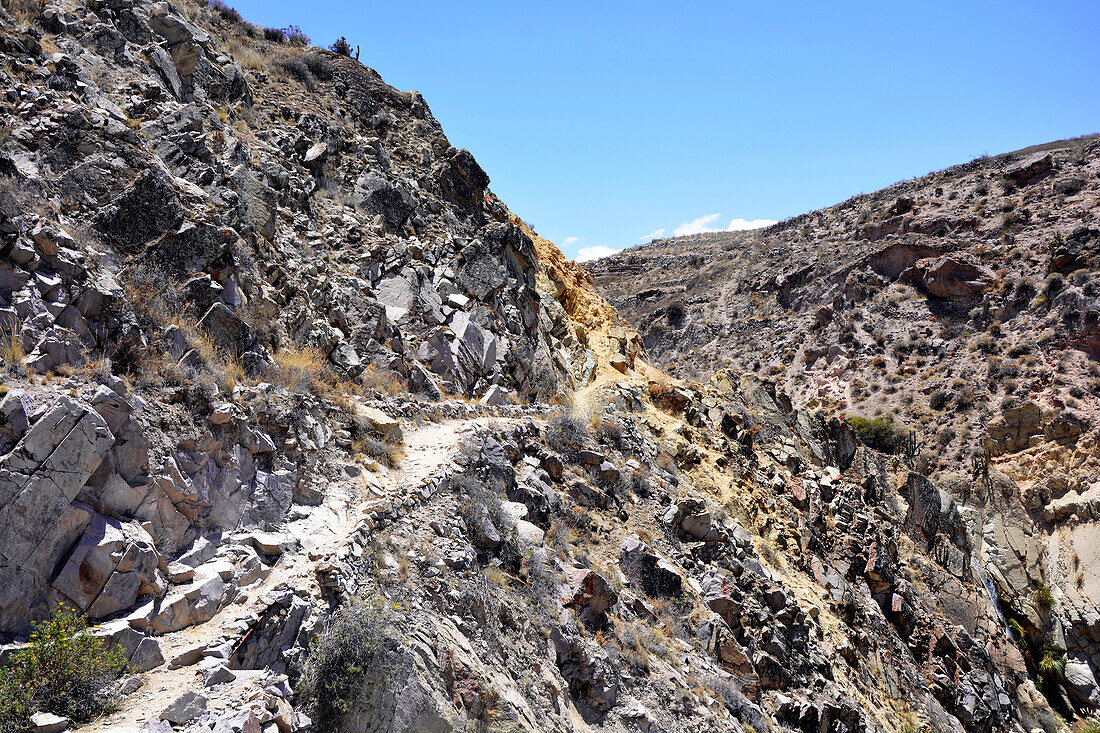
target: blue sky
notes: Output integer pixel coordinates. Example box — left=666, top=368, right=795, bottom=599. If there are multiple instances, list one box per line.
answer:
left=230, top=0, right=1099, bottom=261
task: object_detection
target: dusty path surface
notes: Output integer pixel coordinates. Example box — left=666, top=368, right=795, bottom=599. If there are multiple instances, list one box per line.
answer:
left=77, top=416, right=516, bottom=732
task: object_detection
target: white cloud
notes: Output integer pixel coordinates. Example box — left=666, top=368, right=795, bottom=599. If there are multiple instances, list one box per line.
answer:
left=673, top=213, right=723, bottom=237
left=576, top=245, right=622, bottom=262
left=560, top=236, right=579, bottom=247
left=638, top=228, right=666, bottom=242
left=727, top=217, right=777, bottom=231
left=671, top=213, right=776, bottom=237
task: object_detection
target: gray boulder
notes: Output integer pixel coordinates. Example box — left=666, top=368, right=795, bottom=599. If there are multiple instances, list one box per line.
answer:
left=354, top=172, right=417, bottom=233
left=159, top=690, right=207, bottom=724
left=94, top=169, right=184, bottom=254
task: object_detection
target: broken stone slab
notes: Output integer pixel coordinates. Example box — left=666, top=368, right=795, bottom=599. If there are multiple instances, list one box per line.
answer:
left=29, top=712, right=70, bottom=733
left=196, top=559, right=235, bottom=581
left=350, top=403, right=403, bottom=443
left=129, top=636, right=165, bottom=672
left=94, top=168, right=184, bottom=253
left=0, top=398, right=114, bottom=572
left=26, top=327, right=86, bottom=374
left=354, top=171, right=417, bottom=234
left=199, top=302, right=253, bottom=355
left=1064, top=659, right=1100, bottom=709
left=902, top=254, right=997, bottom=298
left=243, top=531, right=297, bottom=556
left=480, top=384, right=510, bottom=406
left=662, top=497, right=714, bottom=540
left=303, top=142, right=327, bottom=169
left=576, top=450, right=604, bottom=467
left=176, top=535, right=217, bottom=568
left=168, top=642, right=208, bottom=669
left=49, top=514, right=163, bottom=619
left=166, top=561, right=195, bottom=583
left=563, top=567, right=618, bottom=615
left=620, top=537, right=683, bottom=597
left=212, top=711, right=263, bottom=733
left=597, top=461, right=620, bottom=485
left=1003, top=152, right=1052, bottom=184
left=199, top=657, right=237, bottom=686
left=134, top=575, right=230, bottom=635
left=159, top=690, right=207, bottom=724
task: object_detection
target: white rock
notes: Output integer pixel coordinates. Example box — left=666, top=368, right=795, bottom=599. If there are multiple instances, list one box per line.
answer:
left=29, top=712, right=70, bottom=733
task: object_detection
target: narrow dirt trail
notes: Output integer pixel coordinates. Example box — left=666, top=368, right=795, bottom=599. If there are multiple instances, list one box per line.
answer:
left=77, top=416, right=504, bottom=732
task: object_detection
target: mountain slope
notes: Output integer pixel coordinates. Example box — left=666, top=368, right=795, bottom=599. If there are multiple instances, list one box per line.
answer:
left=0, top=0, right=1088, bottom=731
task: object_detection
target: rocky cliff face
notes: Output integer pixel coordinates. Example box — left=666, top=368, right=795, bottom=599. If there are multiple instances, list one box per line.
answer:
left=0, top=0, right=1090, bottom=732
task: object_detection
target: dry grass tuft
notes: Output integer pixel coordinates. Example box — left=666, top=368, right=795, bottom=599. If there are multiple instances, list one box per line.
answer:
left=359, top=364, right=406, bottom=397
left=216, top=354, right=245, bottom=395
left=227, top=37, right=263, bottom=71
left=352, top=435, right=404, bottom=469
left=0, top=323, right=24, bottom=369
left=273, top=345, right=326, bottom=392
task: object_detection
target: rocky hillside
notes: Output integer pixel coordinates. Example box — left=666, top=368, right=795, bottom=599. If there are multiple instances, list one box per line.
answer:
left=0, top=0, right=1092, bottom=732
left=593, top=137, right=1100, bottom=725
left=591, top=136, right=1100, bottom=467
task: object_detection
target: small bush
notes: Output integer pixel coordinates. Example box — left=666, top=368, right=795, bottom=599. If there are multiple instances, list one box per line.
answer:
left=929, top=389, right=948, bottom=411
left=1038, top=649, right=1065, bottom=682
left=263, top=26, right=285, bottom=42
left=0, top=608, right=126, bottom=732
left=303, top=52, right=333, bottom=81
left=0, top=0, right=44, bottom=24
left=757, top=539, right=778, bottom=564
left=330, top=36, right=352, bottom=56
left=1035, top=585, right=1056, bottom=608
left=206, top=0, right=242, bottom=23
left=592, top=415, right=624, bottom=449
left=277, top=56, right=317, bottom=91
left=297, top=600, right=389, bottom=731
left=352, top=435, right=403, bottom=469
left=282, top=24, right=310, bottom=46
left=545, top=413, right=591, bottom=462
left=1075, top=714, right=1100, bottom=733
left=227, top=38, right=262, bottom=71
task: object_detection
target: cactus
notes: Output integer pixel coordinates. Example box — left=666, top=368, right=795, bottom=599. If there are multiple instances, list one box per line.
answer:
left=902, top=430, right=918, bottom=463
left=970, top=441, right=993, bottom=499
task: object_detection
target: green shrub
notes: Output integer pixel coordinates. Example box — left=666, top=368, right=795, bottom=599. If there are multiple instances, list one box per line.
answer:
left=847, top=415, right=907, bottom=454
left=1035, top=585, right=1056, bottom=608
left=297, top=600, right=390, bottom=731
left=1038, top=649, right=1065, bottom=682
left=0, top=608, right=126, bottom=733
